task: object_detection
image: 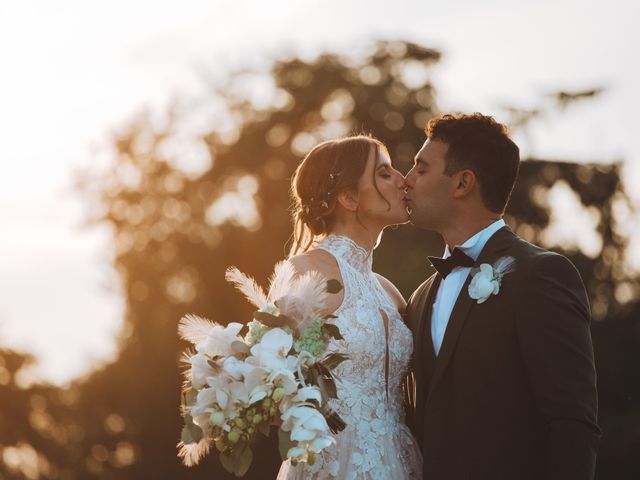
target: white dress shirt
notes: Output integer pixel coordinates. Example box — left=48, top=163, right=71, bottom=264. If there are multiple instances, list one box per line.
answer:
left=431, top=219, right=506, bottom=355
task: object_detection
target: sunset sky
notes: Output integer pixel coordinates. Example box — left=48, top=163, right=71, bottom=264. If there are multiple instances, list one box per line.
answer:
left=1, top=0, right=638, bottom=384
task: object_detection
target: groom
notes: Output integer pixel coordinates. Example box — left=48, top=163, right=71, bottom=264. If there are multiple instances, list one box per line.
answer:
left=404, top=113, right=600, bottom=479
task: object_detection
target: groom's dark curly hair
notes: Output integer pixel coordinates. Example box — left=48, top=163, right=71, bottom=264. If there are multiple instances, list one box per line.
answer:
left=426, top=113, right=520, bottom=214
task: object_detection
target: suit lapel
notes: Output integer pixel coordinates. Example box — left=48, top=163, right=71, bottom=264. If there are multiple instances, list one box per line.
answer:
left=411, top=272, right=440, bottom=416
left=418, top=273, right=440, bottom=365
left=427, top=226, right=517, bottom=398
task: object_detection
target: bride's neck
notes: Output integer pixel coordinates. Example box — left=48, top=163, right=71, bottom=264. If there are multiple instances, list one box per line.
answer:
left=329, top=222, right=382, bottom=252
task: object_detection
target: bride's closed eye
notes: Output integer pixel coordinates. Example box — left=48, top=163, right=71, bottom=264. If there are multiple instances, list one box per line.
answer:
left=377, top=165, right=395, bottom=179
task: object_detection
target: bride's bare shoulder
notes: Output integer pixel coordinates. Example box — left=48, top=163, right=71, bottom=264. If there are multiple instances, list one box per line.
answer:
left=287, top=248, right=339, bottom=277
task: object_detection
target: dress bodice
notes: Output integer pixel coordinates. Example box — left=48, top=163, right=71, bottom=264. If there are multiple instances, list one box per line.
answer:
left=317, top=235, right=413, bottom=419
left=278, top=235, right=420, bottom=479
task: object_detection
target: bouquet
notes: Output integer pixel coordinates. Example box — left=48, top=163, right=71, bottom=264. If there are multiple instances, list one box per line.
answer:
left=177, top=261, right=348, bottom=477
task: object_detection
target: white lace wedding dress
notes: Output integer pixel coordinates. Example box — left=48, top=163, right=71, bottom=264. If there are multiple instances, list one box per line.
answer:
left=277, top=235, right=423, bottom=480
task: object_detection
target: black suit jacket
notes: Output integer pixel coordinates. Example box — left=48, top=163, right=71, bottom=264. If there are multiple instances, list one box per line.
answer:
left=405, top=226, right=601, bottom=480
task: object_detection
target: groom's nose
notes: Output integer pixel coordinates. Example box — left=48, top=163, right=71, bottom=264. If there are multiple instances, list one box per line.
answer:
left=396, top=174, right=407, bottom=188
left=404, top=170, right=415, bottom=188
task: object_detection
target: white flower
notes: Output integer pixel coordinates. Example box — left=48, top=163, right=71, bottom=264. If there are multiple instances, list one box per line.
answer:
left=193, top=384, right=228, bottom=413
left=281, top=405, right=333, bottom=444
left=286, top=446, right=308, bottom=462
left=196, top=322, right=243, bottom=357
left=240, top=363, right=273, bottom=404
left=468, top=264, right=500, bottom=304
left=192, top=375, right=247, bottom=419
left=468, top=257, right=515, bottom=304
left=294, top=386, right=322, bottom=404
left=280, top=404, right=335, bottom=463
left=268, top=369, right=299, bottom=395
left=222, top=356, right=246, bottom=380
left=189, top=353, right=217, bottom=389
left=249, top=328, right=293, bottom=371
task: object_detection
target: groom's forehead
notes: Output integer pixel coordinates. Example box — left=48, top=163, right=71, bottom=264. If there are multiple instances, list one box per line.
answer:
left=415, top=139, right=447, bottom=162
left=414, top=139, right=434, bottom=163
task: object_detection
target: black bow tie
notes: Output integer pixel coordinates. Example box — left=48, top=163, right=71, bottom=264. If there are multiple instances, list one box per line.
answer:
left=428, top=248, right=475, bottom=279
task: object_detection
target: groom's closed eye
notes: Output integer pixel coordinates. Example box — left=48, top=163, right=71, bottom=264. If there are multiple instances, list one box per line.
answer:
left=413, top=160, right=428, bottom=174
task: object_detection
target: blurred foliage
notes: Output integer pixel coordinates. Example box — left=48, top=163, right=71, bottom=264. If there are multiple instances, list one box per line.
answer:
left=1, top=40, right=638, bottom=479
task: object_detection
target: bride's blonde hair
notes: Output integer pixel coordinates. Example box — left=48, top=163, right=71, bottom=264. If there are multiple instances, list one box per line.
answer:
left=288, top=135, right=389, bottom=257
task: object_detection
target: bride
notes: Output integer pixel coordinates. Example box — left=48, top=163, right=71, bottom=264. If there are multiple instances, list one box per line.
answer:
left=276, top=135, right=422, bottom=479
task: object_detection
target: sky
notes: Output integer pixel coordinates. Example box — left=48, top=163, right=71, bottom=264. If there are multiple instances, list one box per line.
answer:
left=0, top=0, right=639, bottom=384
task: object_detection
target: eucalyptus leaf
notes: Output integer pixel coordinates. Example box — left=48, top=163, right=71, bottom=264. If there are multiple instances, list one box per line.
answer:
left=314, top=362, right=331, bottom=378
left=304, top=365, right=319, bottom=386
left=326, top=411, right=347, bottom=433
left=181, top=414, right=203, bottom=444
left=235, top=447, right=253, bottom=477
left=253, top=311, right=293, bottom=328
left=318, top=375, right=338, bottom=400
left=321, top=323, right=344, bottom=341
left=321, top=352, right=349, bottom=370
left=278, top=428, right=296, bottom=461
left=234, top=438, right=248, bottom=455
left=326, top=279, right=343, bottom=294
left=220, top=443, right=254, bottom=477
left=219, top=451, right=236, bottom=474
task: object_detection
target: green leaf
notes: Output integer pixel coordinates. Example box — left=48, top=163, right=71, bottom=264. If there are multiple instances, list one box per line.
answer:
left=219, top=451, right=235, bottom=474
left=235, top=447, right=253, bottom=477
left=326, top=279, right=343, bottom=294
left=321, top=323, right=344, bottom=341
left=321, top=352, right=349, bottom=370
left=278, top=428, right=296, bottom=461
left=181, top=414, right=203, bottom=444
left=220, top=445, right=254, bottom=477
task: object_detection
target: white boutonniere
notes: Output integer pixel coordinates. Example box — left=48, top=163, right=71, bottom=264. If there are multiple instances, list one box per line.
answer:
left=468, top=256, right=516, bottom=304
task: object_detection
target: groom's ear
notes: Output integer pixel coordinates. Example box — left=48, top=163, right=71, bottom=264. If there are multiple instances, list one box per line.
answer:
left=336, top=190, right=359, bottom=212
left=452, top=169, right=477, bottom=199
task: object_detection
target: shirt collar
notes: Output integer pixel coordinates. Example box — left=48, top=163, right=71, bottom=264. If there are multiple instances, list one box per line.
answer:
left=443, top=218, right=506, bottom=261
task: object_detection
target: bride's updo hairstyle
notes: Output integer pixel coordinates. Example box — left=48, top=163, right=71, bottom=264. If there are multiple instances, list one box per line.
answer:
left=289, top=134, right=389, bottom=256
